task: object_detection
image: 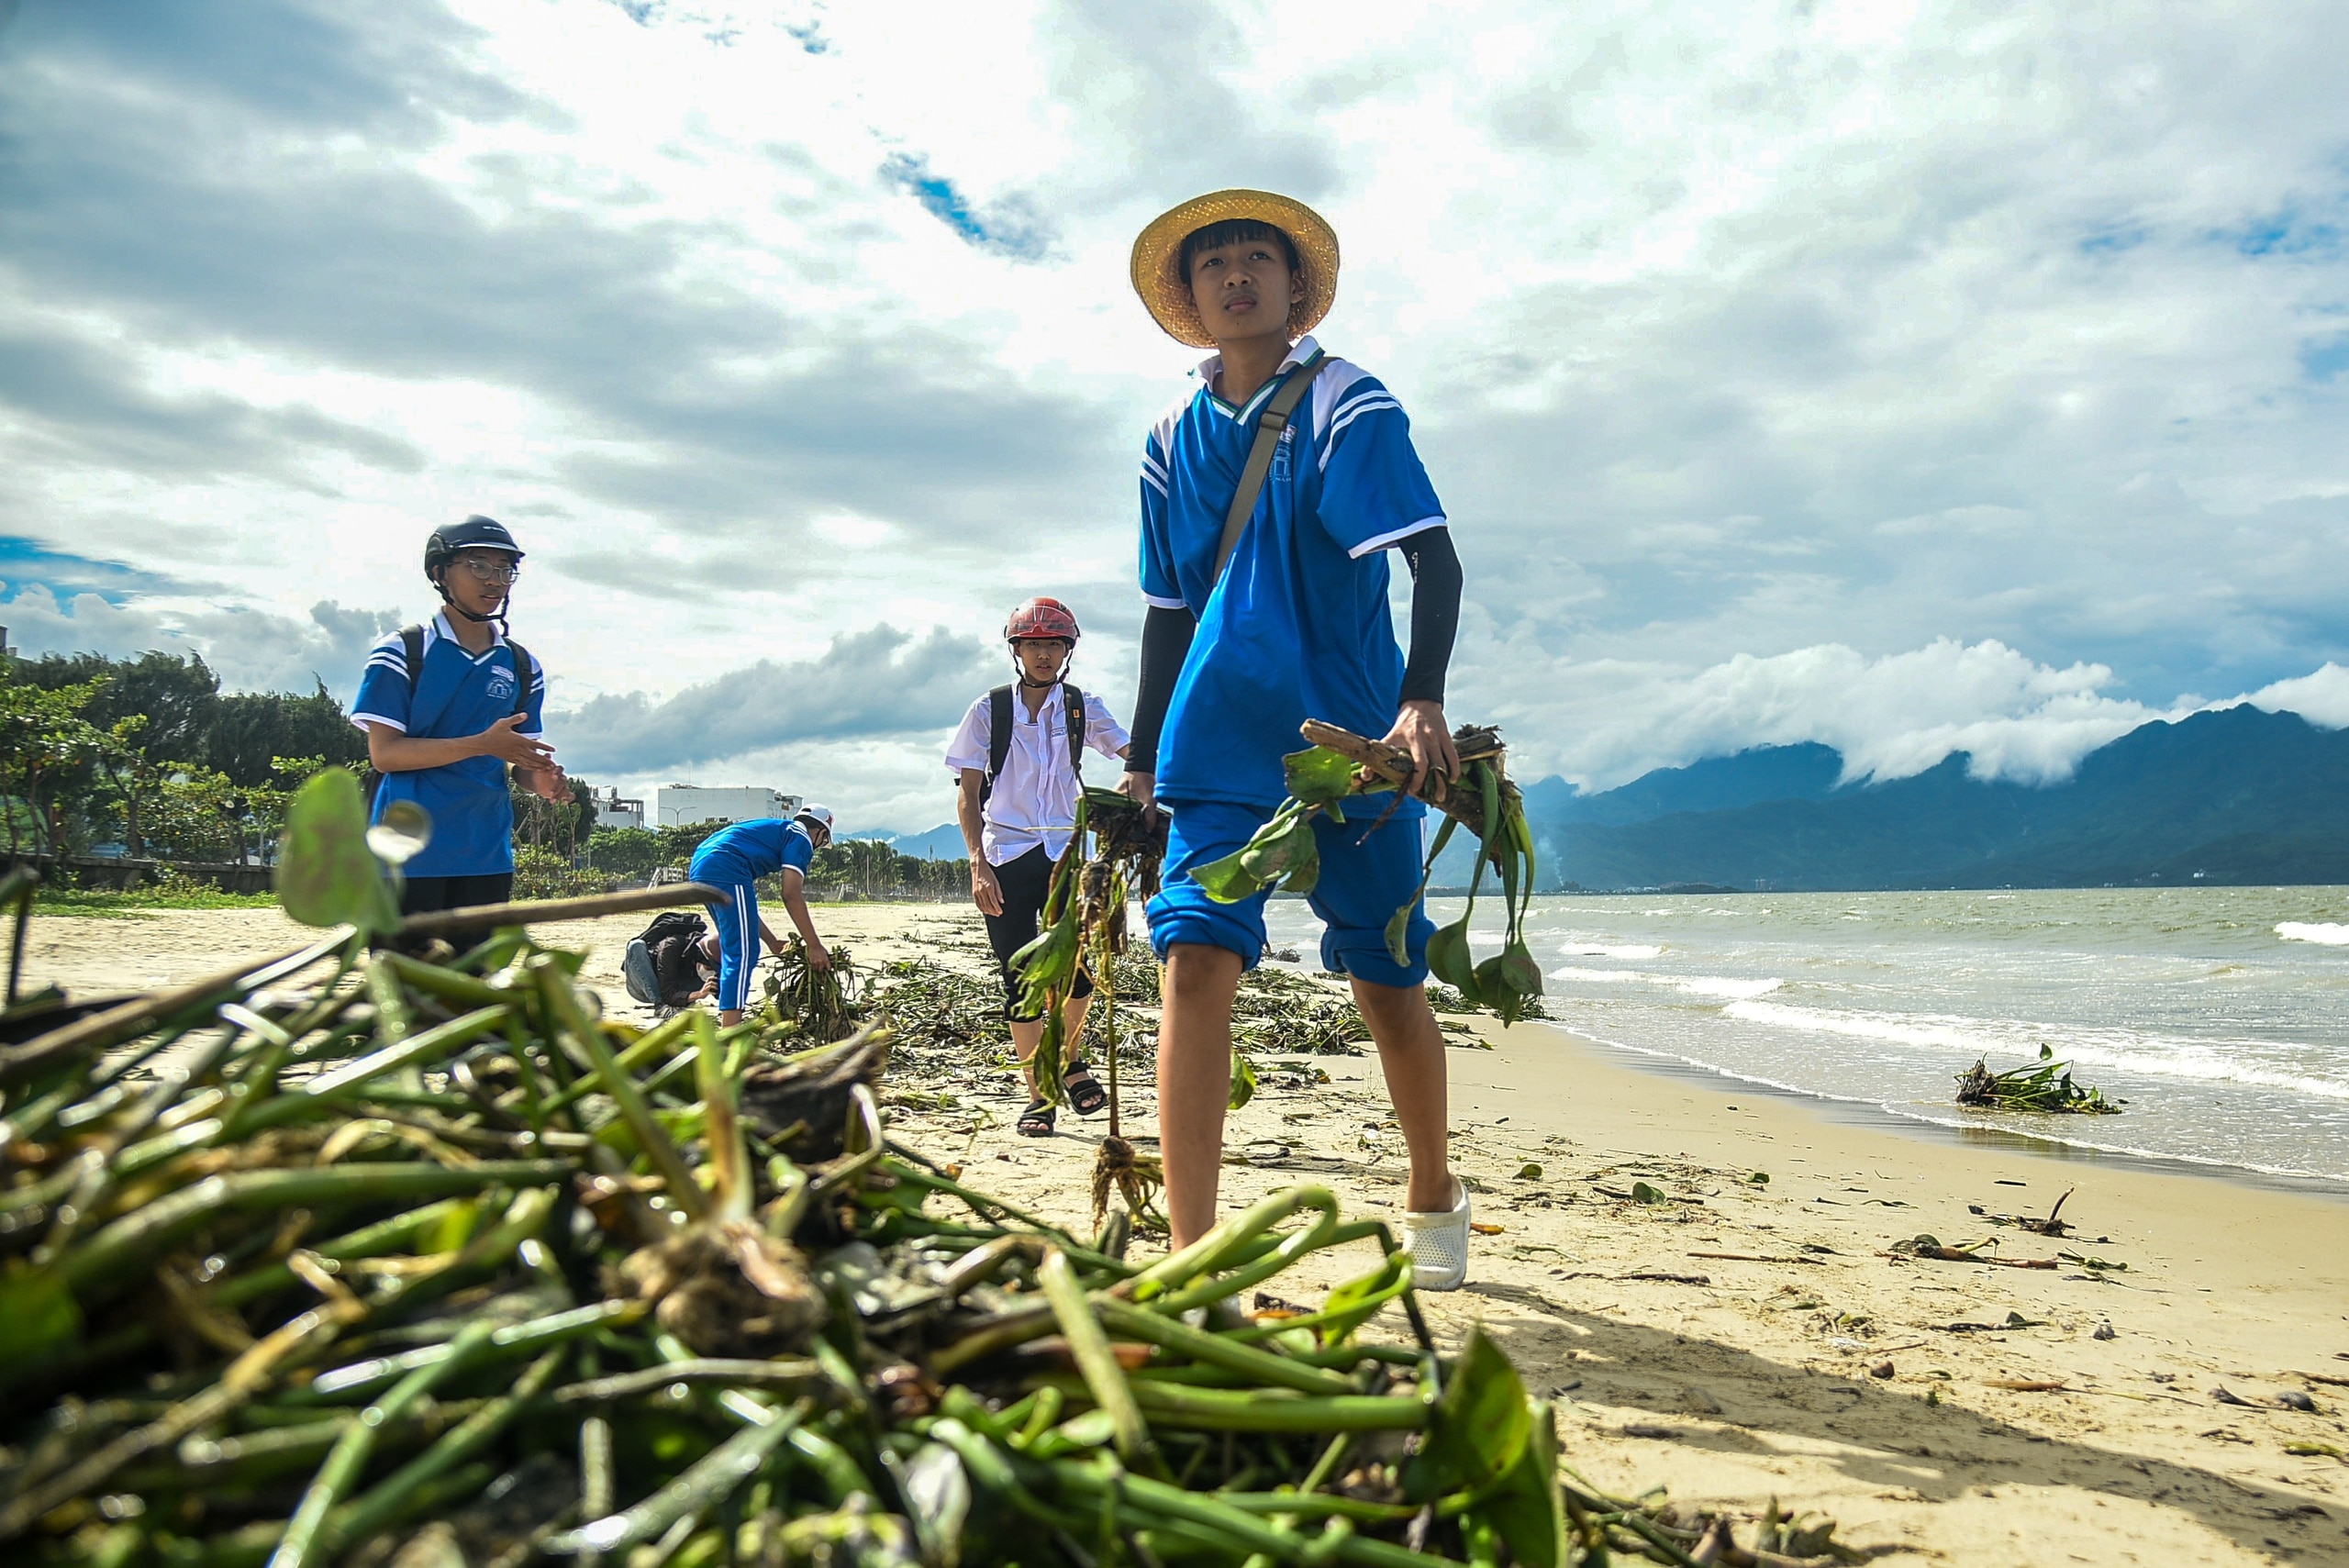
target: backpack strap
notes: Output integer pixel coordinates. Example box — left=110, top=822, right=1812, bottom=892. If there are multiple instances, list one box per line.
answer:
left=502, top=639, right=535, bottom=718
left=401, top=624, right=426, bottom=698
left=1211, top=348, right=1328, bottom=586
left=1063, top=684, right=1085, bottom=776
left=982, top=684, right=1014, bottom=805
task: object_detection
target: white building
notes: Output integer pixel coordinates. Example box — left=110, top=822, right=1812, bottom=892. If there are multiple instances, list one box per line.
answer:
left=655, top=784, right=802, bottom=829
left=590, top=786, right=646, bottom=831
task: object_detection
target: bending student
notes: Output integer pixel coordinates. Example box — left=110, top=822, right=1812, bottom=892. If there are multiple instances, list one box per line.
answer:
left=685, top=805, right=839, bottom=1027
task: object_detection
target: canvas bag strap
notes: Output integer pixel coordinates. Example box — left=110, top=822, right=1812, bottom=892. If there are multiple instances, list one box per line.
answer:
left=1211, top=348, right=1327, bottom=586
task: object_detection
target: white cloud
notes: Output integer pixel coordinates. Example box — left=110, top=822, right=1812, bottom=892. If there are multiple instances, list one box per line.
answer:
left=1492, top=637, right=2180, bottom=790
left=2, top=0, right=2345, bottom=827
left=2, top=581, right=398, bottom=697
left=2244, top=662, right=2349, bottom=729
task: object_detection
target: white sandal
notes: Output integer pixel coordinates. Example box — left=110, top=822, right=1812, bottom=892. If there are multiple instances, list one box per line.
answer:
left=1403, top=1174, right=1471, bottom=1292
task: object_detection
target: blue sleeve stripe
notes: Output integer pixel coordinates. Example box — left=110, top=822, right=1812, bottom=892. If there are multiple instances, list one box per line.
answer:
left=350, top=710, right=406, bottom=734
left=366, top=651, right=408, bottom=674
left=1330, top=384, right=1396, bottom=422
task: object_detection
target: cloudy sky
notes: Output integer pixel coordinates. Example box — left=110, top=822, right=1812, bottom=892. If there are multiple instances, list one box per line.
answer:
left=3, top=0, right=2344, bottom=830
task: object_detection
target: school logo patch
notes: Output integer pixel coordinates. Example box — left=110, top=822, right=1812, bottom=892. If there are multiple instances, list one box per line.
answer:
left=485, top=670, right=517, bottom=702
left=1270, top=423, right=1295, bottom=483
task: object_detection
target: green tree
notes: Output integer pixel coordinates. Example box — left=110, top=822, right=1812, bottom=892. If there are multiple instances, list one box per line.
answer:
left=586, top=826, right=665, bottom=879
left=210, top=683, right=369, bottom=785
left=19, top=651, right=219, bottom=765
left=0, top=675, right=117, bottom=857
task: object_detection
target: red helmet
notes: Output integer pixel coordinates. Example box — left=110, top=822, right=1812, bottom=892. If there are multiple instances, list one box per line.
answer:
left=1005, top=597, right=1080, bottom=643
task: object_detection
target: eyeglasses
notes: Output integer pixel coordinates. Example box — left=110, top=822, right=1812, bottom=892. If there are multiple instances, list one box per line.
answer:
left=456, top=559, right=520, bottom=584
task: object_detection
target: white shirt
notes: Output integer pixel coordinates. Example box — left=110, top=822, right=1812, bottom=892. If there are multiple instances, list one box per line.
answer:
left=945, top=684, right=1131, bottom=866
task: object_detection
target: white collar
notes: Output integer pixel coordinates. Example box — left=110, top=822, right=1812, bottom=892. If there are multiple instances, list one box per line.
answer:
left=431, top=609, right=507, bottom=651
left=1194, top=333, right=1322, bottom=389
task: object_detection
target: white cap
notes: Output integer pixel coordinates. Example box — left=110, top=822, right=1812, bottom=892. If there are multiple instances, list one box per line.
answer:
left=796, top=804, right=835, bottom=835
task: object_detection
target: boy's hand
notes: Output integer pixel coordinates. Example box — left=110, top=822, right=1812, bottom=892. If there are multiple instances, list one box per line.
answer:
left=478, top=714, right=555, bottom=769
left=1382, top=700, right=1460, bottom=798
left=806, top=940, right=833, bottom=972
left=1117, top=769, right=1156, bottom=813
left=971, top=859, right=1004, bottom=917
left=527, top=762, right=569, bottom=802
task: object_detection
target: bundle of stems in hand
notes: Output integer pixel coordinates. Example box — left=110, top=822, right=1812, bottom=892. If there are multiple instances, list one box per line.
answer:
left=1188, top=722, right=1547, bottom=1025
left=760, top=936, right=860, bottom=1044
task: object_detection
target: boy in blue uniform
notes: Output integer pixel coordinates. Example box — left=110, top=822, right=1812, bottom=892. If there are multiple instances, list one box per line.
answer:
left=351, top=517, right=567, bottom=915
left=687, top=806, right=839, bottom=1027
left=1119, top=192, right=1474, bottom=1286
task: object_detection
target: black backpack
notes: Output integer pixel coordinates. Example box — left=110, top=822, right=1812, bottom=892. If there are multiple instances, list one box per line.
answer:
left=362, top=624, right=535, bottom=807
left=982, top=683, right=1085, bottom=805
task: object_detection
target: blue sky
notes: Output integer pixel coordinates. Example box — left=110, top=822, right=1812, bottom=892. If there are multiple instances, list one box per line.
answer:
left=3, top=0, right=2345, bottom=828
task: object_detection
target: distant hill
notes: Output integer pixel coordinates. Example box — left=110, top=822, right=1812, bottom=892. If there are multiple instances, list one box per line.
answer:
left=1517, top=706, right=2349, bottom=891
left=864, top=824, right=967, bottom=861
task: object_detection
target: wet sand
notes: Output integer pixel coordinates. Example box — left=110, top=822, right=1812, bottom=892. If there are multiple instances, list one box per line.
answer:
left=22, top=901, right=2349, bottom=1565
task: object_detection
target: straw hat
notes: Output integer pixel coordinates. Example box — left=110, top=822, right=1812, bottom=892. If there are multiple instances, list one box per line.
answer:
left=1130, top=189, right=1341, bottom=349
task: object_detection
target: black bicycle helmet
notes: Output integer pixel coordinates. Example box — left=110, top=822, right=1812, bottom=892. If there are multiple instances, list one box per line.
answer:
left=423, top=515, right=525, bottom=586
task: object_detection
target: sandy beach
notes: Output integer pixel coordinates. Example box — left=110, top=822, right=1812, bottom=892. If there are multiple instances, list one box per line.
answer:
left=19, top=900, right=2349, bottom=1566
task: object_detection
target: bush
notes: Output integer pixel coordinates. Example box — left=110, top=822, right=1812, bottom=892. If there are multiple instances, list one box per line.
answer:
left=512, top=846, right=607, bottom=901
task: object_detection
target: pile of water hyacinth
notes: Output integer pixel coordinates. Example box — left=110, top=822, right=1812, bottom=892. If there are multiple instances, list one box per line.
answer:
left=0, top=774, right=1864, bottom=1568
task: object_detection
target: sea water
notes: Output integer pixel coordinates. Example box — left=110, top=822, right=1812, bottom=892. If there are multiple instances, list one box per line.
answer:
left=1265, top=886, right=2349, bottom=1185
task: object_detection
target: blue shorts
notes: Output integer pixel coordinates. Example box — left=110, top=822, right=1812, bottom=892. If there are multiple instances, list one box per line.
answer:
left=689, top=852, right=762, bottom=1012
left=1146, top=797, right=1433, bottom=987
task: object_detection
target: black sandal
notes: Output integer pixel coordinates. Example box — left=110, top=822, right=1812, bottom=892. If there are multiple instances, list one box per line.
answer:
left=1018, top=1099, right=1056, bottom=1137
left=1063, top=1062, right=1108, bottom=1118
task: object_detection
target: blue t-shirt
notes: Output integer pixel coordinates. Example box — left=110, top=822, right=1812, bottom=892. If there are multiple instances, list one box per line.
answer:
left=688, top=819, right=817, bottom=884
left=351, top=615, right=546, bottom=877
left=1141, top=336, right=1447, bottom=809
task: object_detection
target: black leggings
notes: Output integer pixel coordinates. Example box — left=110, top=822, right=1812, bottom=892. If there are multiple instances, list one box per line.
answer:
left=984, top=847, right=1094, bottom=1021
left=399, top=873, right=515, bottom=916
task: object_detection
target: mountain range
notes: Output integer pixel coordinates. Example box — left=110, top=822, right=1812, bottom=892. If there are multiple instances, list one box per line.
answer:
left=1508, top=704, right=2349, bottom=892
left=883, top=705, right=2349, bottom=892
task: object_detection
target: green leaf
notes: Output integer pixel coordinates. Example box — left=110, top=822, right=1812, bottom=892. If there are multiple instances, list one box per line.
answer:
left=1514, top=1163, right=1543, bottom=1181
left=274, top=769, right=401, bottom=934
left=1189, top=847, right=1267, bottom=904
left=1404, top=1326, right=1532, bottom=1502
left=1745, top=1171, right=1771, bottom=1185
left=1278, top=836, right=1320, bottom=895
left=1238, top=817, right=1311, bottom=884
left=1478, top=1399, right=1565, bottom=1568
left=1283, top=746, right=1359, bottom=805
left=1385, top=902, right=1414, bottom=968
left=1426, top=917, right=1482, bottom=1002
left=1228, top=1052, right=1257, bottom=1111
left=1631, top=1182, right=1669, bottom=1205
left=1315, top=1256, right=1410, bottom=1344
left=0, top=1264, right=82, bottom=1376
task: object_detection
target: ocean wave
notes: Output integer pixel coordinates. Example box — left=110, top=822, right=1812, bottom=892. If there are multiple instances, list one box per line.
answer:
left=1558, top=940, right=1664, bottom=960
left=2277, top=922, right=2349, bottom=946
left=1551, top=967, right=1784, bottom=1001
left=1531, top=1021, right=2349, bottom=1185
left=1721, top=999, right=2349, bottom=1101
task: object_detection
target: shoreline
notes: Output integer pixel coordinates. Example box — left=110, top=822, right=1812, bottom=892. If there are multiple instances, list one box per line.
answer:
left=1544, top=1018, right=2349, bottom=1204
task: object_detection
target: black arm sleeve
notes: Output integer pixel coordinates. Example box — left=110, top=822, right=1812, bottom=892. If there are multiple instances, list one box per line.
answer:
left=1124, top=603, right=1196, bottom=774
left=1398, top=527, right=1462, bottom=706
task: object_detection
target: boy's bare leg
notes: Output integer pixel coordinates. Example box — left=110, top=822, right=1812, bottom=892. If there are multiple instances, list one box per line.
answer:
left=1158, top=942, right=1245, bottom=1247
left=1008, top=994, right=1095, bottom=1096
left=1350, top=978, right=1453, bottom=1213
